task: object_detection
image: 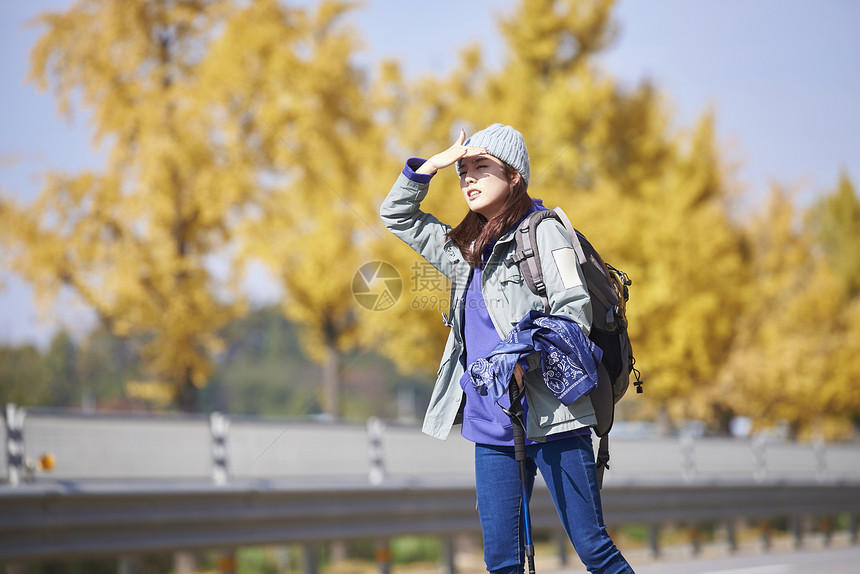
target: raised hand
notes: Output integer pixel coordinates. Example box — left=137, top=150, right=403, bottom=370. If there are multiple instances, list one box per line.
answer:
left=415, top=129, right=489, bottom=175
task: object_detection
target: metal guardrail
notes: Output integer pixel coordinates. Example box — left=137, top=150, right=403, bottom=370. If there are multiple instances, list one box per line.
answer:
left=2, top=477, right=859, bottom=563
left=2, top=406, right=859, bottom=566
left=4, top=406, right=860, bottom=485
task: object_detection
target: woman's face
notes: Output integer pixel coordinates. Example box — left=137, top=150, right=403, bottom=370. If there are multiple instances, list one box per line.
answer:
left=458, top=154, right=516, bottom=220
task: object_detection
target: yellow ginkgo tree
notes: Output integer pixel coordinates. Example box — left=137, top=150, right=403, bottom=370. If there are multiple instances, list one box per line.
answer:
left=713, top=182, right=860, bottom=439
left=0, top=0, right=383, bottom=413
left=0, top=0, right=255, bottom=410
left=197, top=0, right=401, bottom=420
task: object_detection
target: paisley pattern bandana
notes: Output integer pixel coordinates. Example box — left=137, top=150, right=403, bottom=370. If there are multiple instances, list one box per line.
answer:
left=469, top=311, right=603, bottom=406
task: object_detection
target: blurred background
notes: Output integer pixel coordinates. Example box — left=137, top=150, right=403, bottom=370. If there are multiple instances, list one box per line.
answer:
left=3, top=0, right=859, bottom=437
left=1, top=1, right=860, bottom=571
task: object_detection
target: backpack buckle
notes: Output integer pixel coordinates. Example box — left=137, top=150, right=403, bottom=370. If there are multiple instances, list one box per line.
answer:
left=505, top=249, right=531, bottom=267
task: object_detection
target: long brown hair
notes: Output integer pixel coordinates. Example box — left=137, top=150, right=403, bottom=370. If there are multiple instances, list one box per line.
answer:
left=447, top=163, right=532, bottom=268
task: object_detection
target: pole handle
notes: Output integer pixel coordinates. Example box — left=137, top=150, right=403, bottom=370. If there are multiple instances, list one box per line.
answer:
left=508, top=380, right=526, bottom=463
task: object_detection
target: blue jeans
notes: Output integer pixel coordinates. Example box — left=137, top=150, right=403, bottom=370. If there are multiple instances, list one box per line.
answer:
left=475, top=436, right=633, bottom=574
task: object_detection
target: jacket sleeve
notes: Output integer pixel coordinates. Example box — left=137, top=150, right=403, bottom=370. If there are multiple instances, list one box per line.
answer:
left=534, top=219, right=593, bottom=335
left=379, top=172, right=458, bottom=278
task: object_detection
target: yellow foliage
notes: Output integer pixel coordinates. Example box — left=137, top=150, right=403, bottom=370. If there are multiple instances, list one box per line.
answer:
left=125, top=380, right=173, bottom=408
left=192, top=0, right=397, bottom=417
left=2, top=0, right=260, bottom=410
left=713, top=188, right=860, bottom=438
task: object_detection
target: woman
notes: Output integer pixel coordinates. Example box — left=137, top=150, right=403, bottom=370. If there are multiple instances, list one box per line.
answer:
left=380, top=124, right=633, bottom=574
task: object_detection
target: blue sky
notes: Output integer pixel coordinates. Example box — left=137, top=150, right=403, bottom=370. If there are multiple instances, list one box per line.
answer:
left=2, top=0, right=859, bottom=347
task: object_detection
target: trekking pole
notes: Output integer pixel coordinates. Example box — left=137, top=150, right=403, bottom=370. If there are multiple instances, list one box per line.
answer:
left=507, top=379, right=536, bottom=574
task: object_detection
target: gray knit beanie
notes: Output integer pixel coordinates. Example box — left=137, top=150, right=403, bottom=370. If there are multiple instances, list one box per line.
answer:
left=457, top=123, right=530, bottom=188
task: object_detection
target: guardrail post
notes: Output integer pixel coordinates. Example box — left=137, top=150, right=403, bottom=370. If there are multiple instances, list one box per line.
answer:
left=648, top=524, right=661, bottom=558
left=4, top=403, right=25, bottom=486
left=441, top=536, right=456, bottom=574
left=174, top=551, right=200, bottom=573
left=367, top=417, right=385, bottom=485
left=374, top=540, right=392, bottom=574
left=821, top=517, right=833, bottom=547
left=758, top=520, right=772, bottom=552
left=687, top=524, right=702, bottom=556
left=275, top=547, right=292, bottom=570
left=554, top=530, right=569, bottom=565
left=791, top=516, right=804, bottom=549
left=302, top=544, right=319, bottom=574
left=725, top=520, right=738, bottom=553
left=210, top=411, right=230, bottom=485
left=850, top=514, right=858, bottom=545
left=118, top=554, right=141, bottom=574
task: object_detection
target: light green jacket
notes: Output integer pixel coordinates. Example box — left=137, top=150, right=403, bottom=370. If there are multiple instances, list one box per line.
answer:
left=380, top=173, right=597, bottom=441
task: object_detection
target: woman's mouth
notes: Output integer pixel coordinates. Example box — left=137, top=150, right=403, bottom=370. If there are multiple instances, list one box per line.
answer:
left=466, top=188, right=481, bottom=199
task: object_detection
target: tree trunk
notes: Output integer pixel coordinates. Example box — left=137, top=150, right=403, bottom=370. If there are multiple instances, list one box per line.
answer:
left=655, top=406, right=674, bottom=437
left=175, top=371, right=198, bottom=413
left=322, top=343, right=342, bottom=422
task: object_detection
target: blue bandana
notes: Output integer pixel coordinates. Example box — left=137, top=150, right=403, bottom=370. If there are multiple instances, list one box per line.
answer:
left=469, top=311, right=602, bottom=405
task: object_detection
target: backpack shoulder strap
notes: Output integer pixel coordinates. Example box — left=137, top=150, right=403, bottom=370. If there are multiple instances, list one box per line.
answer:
left=596, top=434, right=610, bottom=488
left=552, top=206, right=587, bottom=265
left=555, top=206, right=617, bottom=314
left=509, top=209, right=562, bottom=313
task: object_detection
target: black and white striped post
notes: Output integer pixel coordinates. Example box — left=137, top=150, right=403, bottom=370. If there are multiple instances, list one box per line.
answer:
left=367, top=417, right=386, bottom=485
left=5, top=403, right=25, bottom=486
left=752, top=435, right=768, bottom=483
left=209, top=411, right=230, bottom=486
left=680, top=432, right=696, bottom=484
left=814, top=437, right=828, bottom=483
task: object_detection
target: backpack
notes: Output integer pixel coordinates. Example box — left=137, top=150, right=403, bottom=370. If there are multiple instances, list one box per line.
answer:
left=508, top=206, right=643, bottom=486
